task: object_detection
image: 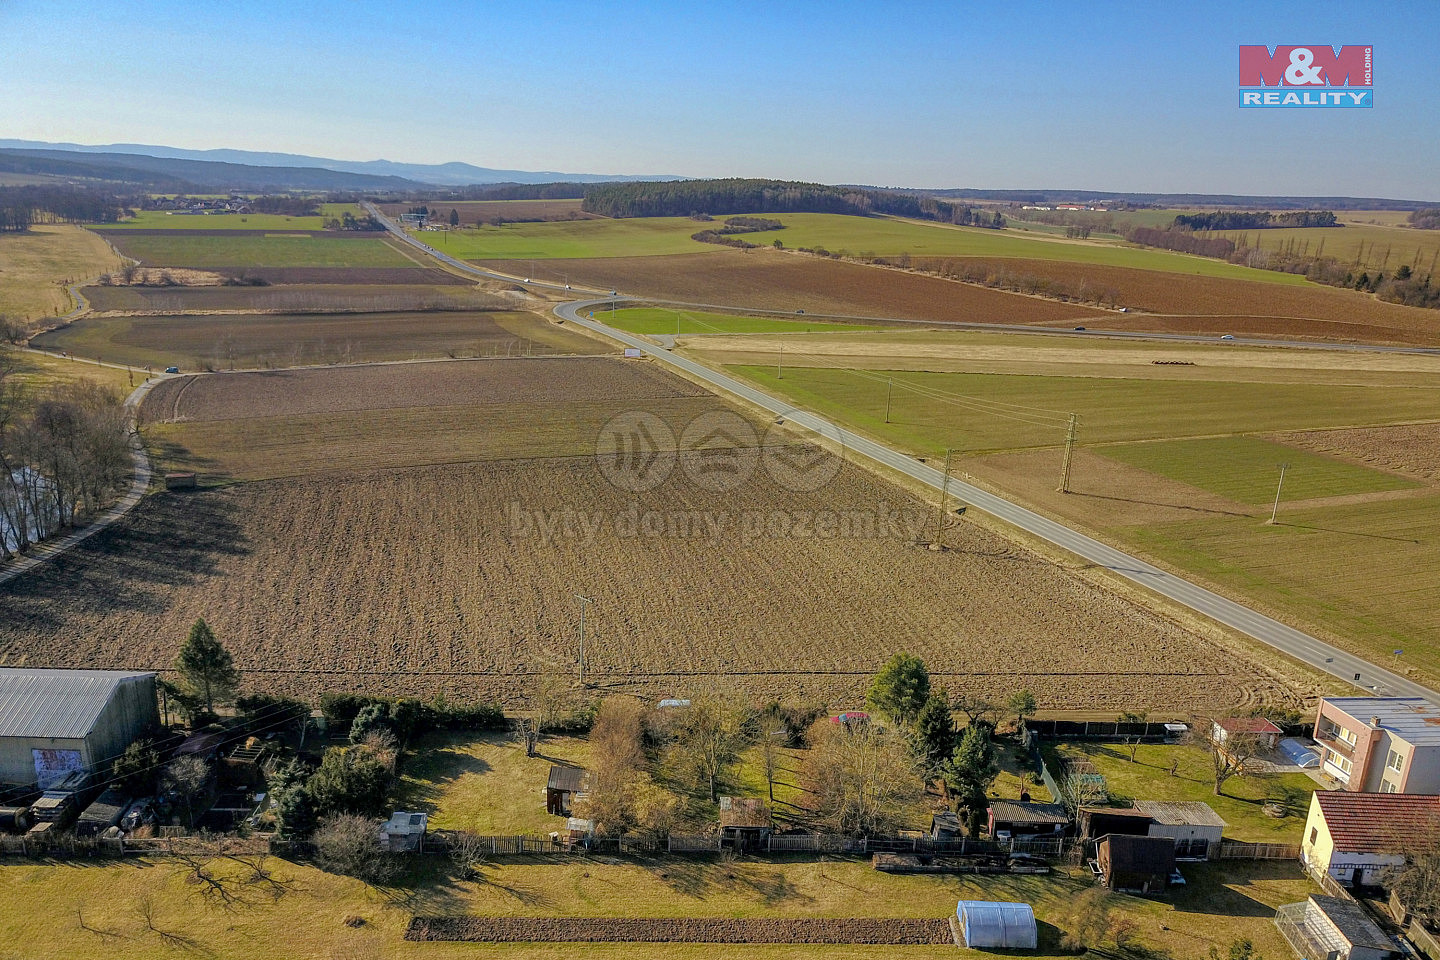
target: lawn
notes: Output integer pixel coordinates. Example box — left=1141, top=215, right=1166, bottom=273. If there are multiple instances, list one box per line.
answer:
left=1049, top=742, right=1317, bottom=843
left=101, top=234, right=413, bottom=268
left=0, top=224, right=122, bottom=320
left=95, top=211, right=334, bottom=230
left=728, top=365, right=1440, bottom=457
left=603, top=307, right=878, bottom=336
left=0, top=850, right=1316, bottom=960
left=393, top=729, right=591, bottom=835
left=1097, top=436, right=1418, bottom=505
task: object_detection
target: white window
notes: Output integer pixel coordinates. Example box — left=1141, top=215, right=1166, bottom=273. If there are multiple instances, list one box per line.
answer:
left=1380, top=780, right=1399, bottom=793
left=1337, top=726, right=1358, bottom=747
left=1326, top=751, right=1353, bottom=775
left=1387, top=749, right=1405, bottom=773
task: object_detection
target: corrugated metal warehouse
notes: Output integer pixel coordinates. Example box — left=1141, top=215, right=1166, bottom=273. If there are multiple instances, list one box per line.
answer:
left=0, top=668, right=160, bottom=790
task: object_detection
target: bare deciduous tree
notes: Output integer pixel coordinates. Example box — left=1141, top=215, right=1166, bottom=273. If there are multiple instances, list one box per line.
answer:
left=516, top=672, right=571, bottom=758
left=1202, top=721, right=1262, bottom=797
left=314, top=814, right=398, bottom=886
left=804, top=720, right=922, bottom=836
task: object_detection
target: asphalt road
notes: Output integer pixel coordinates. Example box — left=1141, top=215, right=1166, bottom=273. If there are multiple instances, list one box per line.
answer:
left=365, top=203, right=1437, bottom=700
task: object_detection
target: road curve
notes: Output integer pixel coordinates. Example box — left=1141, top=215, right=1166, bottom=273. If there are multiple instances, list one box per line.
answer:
left=363, top=203, right=1437, bottom=699
left=0, top=372, right=162, bottom=587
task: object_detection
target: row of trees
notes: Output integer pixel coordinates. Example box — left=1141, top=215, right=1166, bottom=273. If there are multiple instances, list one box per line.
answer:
left=0, top=185, right=128, bottom=232
left=0, top=367, right=132, bottom=559
left=1173, top=210, right=1337, bottom=231
left=582, top=178, right=998, bottom=226
left=1126, top=226, right=1237, bottom=258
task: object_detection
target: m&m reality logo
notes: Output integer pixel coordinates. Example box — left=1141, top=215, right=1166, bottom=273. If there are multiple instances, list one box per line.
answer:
left=1239, top=45, right=1372, bottom=108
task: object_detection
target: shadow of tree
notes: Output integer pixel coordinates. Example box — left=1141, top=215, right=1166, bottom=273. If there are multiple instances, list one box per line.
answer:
left=0, top=488, right=248, bottom=644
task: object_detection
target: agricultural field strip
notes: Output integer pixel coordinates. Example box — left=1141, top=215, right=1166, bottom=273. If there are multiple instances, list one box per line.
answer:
left=365, top=202, right=1440, bottom=357
left=555, top=298, right=1436, bottom=701
left=366, top=201, right=1439, bottom=693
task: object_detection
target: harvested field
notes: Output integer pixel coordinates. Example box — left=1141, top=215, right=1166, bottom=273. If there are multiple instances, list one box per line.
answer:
left=405, top=917, right=953, bottom=944
left=80, top=283, right=510, bottom=315
left=926, top=257, right=1438, bottom=341
left=36, top=310, right=602, bottom=371
left=0, top=460, right=1298, bottom=711
left=1277, top=423, right=1440, bottom=483
left=503, top=249, right=1105, bottom=326
left=377, top=199, right=594, bottom=221
left=142, top=357, right=700, bottom=423
left=101, top=233, right=412, bottom=268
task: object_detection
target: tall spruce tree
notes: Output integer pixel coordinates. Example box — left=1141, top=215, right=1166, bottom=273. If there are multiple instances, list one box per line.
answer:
left=174, top=618, right=240, bottom=714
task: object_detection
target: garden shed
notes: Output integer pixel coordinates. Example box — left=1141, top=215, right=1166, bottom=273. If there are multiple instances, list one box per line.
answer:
left=955, top=900, right=1038, bottom=949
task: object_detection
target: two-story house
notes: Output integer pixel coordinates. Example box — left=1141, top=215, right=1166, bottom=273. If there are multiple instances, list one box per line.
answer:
left=1313, top=697, right=1440, bottom=794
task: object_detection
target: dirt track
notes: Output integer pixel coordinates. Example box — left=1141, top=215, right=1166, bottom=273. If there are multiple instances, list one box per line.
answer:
left=405, top=916, right=953, bottom=944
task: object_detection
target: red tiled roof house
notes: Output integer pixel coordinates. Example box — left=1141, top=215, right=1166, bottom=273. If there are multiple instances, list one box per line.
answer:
left=1300, top=790, right=1440, bottom=888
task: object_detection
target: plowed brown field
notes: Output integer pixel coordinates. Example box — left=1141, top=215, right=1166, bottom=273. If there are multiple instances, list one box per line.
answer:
left=1276, top=422, right=1440, bottom=482
left=82, top=283, right=505, bottom=314
left=36, top=311, right=604, bottom=371
left=929, top=257, right=1433, bottom=327
left=483, top=249, right=1104, bottom=326
left=0, top=465, right=1294, bottom=711
left=405, top=916, right=954, bottom=944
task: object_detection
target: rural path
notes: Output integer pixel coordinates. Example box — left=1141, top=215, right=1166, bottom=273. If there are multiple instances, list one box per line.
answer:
left=366, top=202, right=1438, bottom=700
left=0, top=370, right=163, bottom=587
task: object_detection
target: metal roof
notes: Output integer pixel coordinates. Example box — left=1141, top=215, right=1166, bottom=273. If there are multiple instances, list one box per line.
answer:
left=546, top=765, right=590, bottom=794
left=0, top=668, right=155, bottom=740
left=989, top=800, right=1070, bottom=825
left=1133, top=800, right=1227, bottom=828
left=1323, top=697, right=1440, bottom=747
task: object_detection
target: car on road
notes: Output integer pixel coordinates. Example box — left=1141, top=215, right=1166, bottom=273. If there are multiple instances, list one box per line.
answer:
left=795, top=309, right=805, bottom=315
left=1220, top=334, right=1235, bottom=341
left=1074, top=326, right=1086, bottom=331
left=164, top=366, right=180, bottom=373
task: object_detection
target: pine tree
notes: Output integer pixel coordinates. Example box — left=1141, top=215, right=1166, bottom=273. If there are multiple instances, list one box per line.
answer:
left=174, top=618, right=240, bottom=714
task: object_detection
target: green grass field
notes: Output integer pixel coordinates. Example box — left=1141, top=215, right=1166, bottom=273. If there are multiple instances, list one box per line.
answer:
left=1126, top=493, right=1440, bottom=675
left=729, top=365, right=1440, bottom=456
left=1097, top=436, right=1418, bottom=504
left=603, top=307, right=878, bottom=335
left=725, top=361, right=1440, bottom=680
left=421, top=212, right=1312, bottom=283
left=1048, top=742, right=1316, bottom=844
left=103, top=234, right=412, bottom=268
left=96, top=211, right=334, bottom=230
left=414, top=216, right=710, bottom=260
left=0, top=854, right=1314, bottom=960
left=728, top=214, right=1310, bottom=283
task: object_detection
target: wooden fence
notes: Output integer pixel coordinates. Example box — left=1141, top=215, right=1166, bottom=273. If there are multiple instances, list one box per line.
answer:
left=1215, top=841, right=1300, bottom=860
left=0, top=833, right=274, bottom=858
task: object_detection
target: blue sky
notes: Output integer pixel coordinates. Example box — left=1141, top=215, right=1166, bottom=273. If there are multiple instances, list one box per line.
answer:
left=2, top=0, right=1437, bottom=197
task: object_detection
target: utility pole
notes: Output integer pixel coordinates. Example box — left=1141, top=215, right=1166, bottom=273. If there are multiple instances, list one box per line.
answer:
left=777, top=344, right=783, bottom=380
left=574, top=595, right=593, bottom=686
left=1058, top=413, right=1078, bottom=493
left=1267, top=463, right=1289, bottom=524
left=885, top=378, right=893, bottom=423
left=934, top=448, right=953, bottom=549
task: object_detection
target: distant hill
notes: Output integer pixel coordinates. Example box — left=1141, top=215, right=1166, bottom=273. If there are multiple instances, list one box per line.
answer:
left=0, top=148, right=420, bottom=191
left=0, top=140, right=682, bottom=187
left=874, top=187, right=1429, bottom=211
